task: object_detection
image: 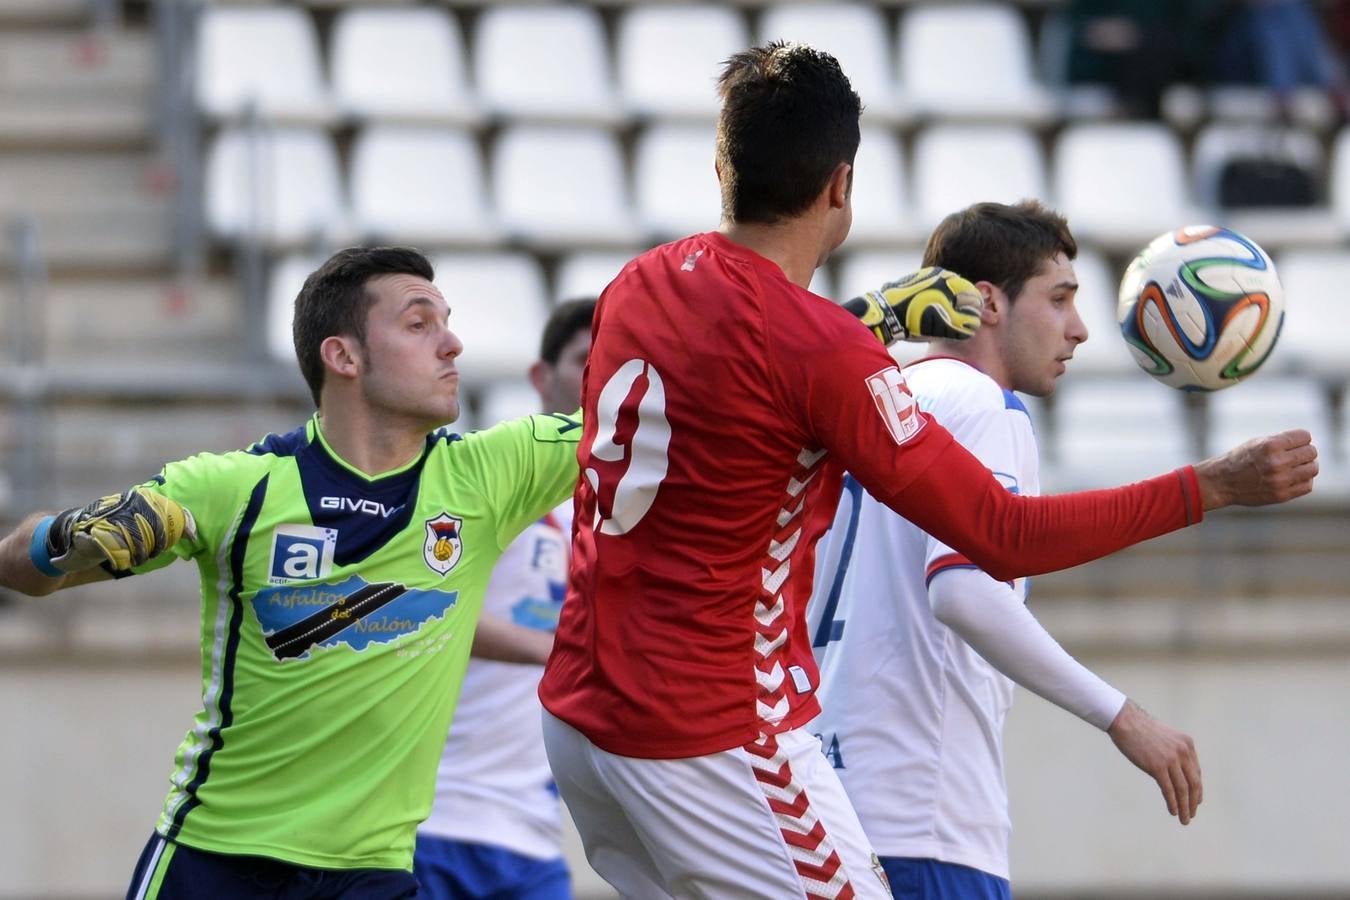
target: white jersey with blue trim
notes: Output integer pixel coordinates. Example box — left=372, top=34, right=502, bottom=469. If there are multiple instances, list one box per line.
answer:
left=418, top=500, right=573, bottom=860
left=806, top=357, right=1039, bottom=880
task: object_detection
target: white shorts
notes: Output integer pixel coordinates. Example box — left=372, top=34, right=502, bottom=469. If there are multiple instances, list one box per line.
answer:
left=542, top=711, right=892, bottom=899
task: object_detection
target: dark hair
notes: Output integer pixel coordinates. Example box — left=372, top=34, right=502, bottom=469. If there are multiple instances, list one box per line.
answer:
left=539, top=297, right=597, bottom=365
left=922, top=200, right=1077, bottom=303
left=715, top=42, right=862, bottom=225
left=292, top=246, right=435, bottom=406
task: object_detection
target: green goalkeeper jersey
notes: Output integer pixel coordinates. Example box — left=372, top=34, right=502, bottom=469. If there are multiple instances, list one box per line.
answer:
left=132, top=412, right=580, bottom=870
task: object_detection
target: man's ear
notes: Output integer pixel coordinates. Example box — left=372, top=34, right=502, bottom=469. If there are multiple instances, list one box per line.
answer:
left=977, top=282, right=1003, bottom=326
left=826, top=161, right=852, bottom=210
left=320, top=335, right=362, bottom=380
left=527, top=360, right=551, bottom=396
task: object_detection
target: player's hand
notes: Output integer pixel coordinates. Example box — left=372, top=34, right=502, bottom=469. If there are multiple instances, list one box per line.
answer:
left=46, top=488, right=196, bottom=573
left=841, top=266, right=983, bottom=346
left=1108, top=700, right=1202, bottom=825
left=1193, top=429, right=1318, bottom=511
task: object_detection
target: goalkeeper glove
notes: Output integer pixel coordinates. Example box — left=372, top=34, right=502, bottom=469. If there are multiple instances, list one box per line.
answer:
left=842, top=266, right=984, bottom=346
left=37, top=488, right=196, bottom=575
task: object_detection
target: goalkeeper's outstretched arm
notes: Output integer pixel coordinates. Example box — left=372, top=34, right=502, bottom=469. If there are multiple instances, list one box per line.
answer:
left=0, top=488, right=195, bottom=597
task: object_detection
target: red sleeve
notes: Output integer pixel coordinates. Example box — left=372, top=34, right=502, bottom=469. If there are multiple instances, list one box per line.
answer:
left=772, top=293, right=1204, bottom=582
left=876, top=443, right=1203, bottom=583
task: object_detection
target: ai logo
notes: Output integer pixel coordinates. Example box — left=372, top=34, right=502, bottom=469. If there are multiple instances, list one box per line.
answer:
left=423, top=513, right=464, bottom=576
left=268, top=524, right=338, bottom=584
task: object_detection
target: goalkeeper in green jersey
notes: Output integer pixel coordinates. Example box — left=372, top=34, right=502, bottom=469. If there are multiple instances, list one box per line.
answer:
left=0, top=247, right=582, bottom=897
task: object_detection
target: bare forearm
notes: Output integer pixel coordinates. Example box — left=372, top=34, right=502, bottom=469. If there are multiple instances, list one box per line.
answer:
left=0, top=512, right=69, bottom=596
left=471, top=613, right=554, bottom=665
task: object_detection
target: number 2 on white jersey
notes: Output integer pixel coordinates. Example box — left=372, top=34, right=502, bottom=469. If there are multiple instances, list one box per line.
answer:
left=584, top=359, right=672, bottom=535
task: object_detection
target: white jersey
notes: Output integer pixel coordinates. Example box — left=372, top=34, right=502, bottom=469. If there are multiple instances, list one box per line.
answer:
left=418, top=502, right=572, bottom=860
left=807, top=358, right=1039, bottom=880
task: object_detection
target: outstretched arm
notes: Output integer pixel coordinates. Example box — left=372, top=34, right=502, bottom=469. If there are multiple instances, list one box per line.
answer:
left=0, top=489, right=195, bottom=597
left=874, top=428, right=1315, bottom=584
left=0, top=513, right=108, bottom=596
left=471, top=613, right=555, bottom=666
left=929, top=568, right=1201, bottom=824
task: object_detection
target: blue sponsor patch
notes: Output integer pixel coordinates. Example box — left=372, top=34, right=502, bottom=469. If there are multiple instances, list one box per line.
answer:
left=510, top=580, right=565, bottom=631
left=251, top=574, right=459, bottom=659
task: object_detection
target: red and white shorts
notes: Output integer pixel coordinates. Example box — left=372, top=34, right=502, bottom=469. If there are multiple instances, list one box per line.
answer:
left=542, top=712, right=892, bottom=899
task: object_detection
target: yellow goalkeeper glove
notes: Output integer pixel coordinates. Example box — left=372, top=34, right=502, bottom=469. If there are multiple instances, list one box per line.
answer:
left=842, top=266, right=984, bottom=345
left=40, top=488, right=196, bottom=574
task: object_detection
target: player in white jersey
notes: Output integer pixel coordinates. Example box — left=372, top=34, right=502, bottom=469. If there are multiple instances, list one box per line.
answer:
left=808, top=201, right=1203, bottom=899
left=414, top=299, right=594, bottom=900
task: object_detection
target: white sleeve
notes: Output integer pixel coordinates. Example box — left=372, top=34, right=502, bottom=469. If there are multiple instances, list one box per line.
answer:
left=929, top=566, right=1127, bottom=730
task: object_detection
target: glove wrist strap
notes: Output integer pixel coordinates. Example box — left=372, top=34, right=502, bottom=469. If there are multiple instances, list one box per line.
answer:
left=876, top=292, right=906, bottom=342
left=29, top=516, right=64, bottom=578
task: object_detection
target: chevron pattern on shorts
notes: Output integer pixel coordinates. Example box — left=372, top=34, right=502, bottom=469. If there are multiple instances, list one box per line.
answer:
left=744, top=734, right=856, bottom=900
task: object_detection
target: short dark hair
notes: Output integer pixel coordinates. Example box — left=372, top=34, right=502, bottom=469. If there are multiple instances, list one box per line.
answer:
left=539, top=297, right=597, bottom=365
left=292, top=246, right=435, bottom=406
left=922, top=200, right=1078, bottom=303
left=716, top=42, right=862, bottom=225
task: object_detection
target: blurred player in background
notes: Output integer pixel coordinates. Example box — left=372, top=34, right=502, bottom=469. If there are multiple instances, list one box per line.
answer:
left=809, top=201, right=1200, bottom=900
left=537, top=42, right=1317, bottom=899
left=414, top=298, right=595, bottom=900
left=0, top=247, right=582, bottom=898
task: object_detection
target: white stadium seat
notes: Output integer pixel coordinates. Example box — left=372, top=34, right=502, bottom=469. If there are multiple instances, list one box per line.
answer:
left=205, top=126, right=344, bottom=247
left=1066, top=248, right=1137, bottom=376
left=1205, top=375, right=1333, bottom=459
left=835, top=249, right=924, bottom=302
left=633, top=123, right=720, bottom=239
left=554, top=250, right=642, bottom=301
left=617, top=4, right=747, bottom=119
left=911, top=124, right=1048, bottom=230
left=848, top=126, right=916, bottom=244
left=1048, top=377, right=1193, bottom=487
left=478, top=379, right=539, bottom=428
left=329, top=7, right=479, bottom=125
left=266, top=252, right=324, bottom=364
left=1327, top=126, right=1350, bottom=234
left=1190, top=123, right=1337, bottom=249
left=473, top=5, right=619, bottom=123
left=491, top=125, right=636, bottom=247
left=196, top=6, right=332, bottom=122
left=835, top=249, right=928, bottom=367
left=434, top=252, right=549, bottom=383
left=349, top=125, right=498, bottom=246
left=897, top=4, right=1055, bottom=123
left=758, top=3, right=905, bottom=123
left=1053, top=123, right=1195, bottom=251
left=1271, top=249, right=1350, bottom=379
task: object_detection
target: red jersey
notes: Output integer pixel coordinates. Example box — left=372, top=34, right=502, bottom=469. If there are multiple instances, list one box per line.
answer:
left=539, top=232, right=1202, bottom=759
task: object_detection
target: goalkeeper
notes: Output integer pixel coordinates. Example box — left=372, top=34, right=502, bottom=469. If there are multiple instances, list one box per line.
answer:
left=0, top=247, right=584, bottom=898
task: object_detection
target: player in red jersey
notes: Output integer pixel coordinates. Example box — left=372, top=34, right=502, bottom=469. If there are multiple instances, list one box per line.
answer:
left=538, top=43, right=1317, bottom=900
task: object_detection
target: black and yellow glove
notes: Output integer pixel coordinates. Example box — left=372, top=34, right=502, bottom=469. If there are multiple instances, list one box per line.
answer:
left=842, top=266, right=984, bottom=345
left=43, top=488, right=196, bottom=574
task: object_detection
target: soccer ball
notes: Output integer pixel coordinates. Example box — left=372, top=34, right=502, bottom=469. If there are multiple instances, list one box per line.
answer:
left=1117, top=225, right=1284, bottom=392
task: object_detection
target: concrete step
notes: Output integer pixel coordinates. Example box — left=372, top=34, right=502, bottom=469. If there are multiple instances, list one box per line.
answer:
left=0, top=30, right=155, bottom=147
left=0, top=151, right=173, bottom=269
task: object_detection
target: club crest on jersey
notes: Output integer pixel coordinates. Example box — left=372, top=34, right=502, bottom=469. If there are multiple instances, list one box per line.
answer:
left=423, top=513, right=463, bottom=576
left=865, top=366, right=925, bottom=445
left=268, top=523, right=338, bottom=585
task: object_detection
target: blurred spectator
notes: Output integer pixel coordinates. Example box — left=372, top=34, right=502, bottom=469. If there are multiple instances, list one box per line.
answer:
left=1213, top=0, right=1350, bottom=119
left=1064, top=1, right=1223, bottom=118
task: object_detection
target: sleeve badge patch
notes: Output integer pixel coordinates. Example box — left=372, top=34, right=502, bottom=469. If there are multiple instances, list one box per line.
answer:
left=865, top=366, right=925, bottom=445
